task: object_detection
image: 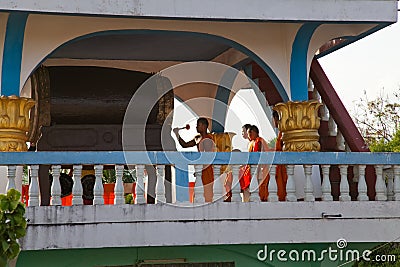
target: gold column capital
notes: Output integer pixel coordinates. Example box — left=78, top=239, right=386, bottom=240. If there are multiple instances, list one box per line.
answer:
left=273, top=100, right=322, bottom=152
left=0, top=95, right=35, bottom=151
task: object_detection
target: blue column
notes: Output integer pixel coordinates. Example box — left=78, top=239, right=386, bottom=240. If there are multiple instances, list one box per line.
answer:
left=1, top=12, right=28, bottom=96
left=290, top=22, right=320, bottom=101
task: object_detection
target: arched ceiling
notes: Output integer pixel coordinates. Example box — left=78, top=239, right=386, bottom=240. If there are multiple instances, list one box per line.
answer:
left=50, top=33, right=231, bottom=61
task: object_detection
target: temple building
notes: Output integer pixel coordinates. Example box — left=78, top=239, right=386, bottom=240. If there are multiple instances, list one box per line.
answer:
left=0, top=1, right=399, bottom=266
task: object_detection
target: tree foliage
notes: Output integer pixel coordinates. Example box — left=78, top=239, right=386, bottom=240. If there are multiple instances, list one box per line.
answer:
left=353, top=90, right=400, bottom=152
left=0, top=189, right=27, bottom=267
left=369, top=130, right=400, bottom=152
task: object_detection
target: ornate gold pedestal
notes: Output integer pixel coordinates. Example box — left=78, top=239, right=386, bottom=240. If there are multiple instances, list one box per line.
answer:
left=273, top=100, right=322, bottom=152
left=0, top=96, right=35, bottom=151
left=211, top=132, right=236, bottom=173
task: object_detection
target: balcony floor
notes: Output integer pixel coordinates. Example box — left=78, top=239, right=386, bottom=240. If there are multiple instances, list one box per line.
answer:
left=22, top=201, right=400, bottom=250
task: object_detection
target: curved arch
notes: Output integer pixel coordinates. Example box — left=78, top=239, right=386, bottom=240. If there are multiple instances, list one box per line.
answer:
left=22, top=29, right=288, bottom=102
left=307, top=23, right=381, bottom=82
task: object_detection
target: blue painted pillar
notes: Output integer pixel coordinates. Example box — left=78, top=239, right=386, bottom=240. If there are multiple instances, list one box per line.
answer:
left=1, top=12, right=28, bottom=96
left=290, top=23, right=320, bottom=101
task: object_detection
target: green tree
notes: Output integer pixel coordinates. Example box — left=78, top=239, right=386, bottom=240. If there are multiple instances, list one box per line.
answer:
left=353, top=90, right=400, bottom=151
left=0, top=189, right=27, bottom=267
left=369, top=129, right=400, bottom=152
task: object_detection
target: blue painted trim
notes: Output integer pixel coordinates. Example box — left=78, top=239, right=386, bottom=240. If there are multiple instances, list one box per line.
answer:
left=27, top=29, right=288, bottom=102
left=211, top=68, right=238, bottom=133
left=243, top=64, right=252, bottom=78
left=1, top=151, right=399, bottom=165
left=1, top=12, right=28, bottom=96
left=290, top=22, right=320, bottom=101
left=211, top=58, right=256, bottom=133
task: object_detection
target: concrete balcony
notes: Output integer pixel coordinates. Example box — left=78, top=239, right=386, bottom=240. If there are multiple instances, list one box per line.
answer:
left=1, top=151, right=400, bottom=251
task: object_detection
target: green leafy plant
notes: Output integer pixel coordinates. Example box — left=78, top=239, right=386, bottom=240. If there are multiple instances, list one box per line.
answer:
left=102, top=168, right=136, bottom=184
left=125, top=193, right=134, bottom=204
left=369, top=129, right=400, bottom=152
left=0, top=189, right=27, bottom=267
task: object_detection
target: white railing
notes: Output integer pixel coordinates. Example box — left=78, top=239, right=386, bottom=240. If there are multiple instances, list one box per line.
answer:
left=1, top=151, right=400, bottom=206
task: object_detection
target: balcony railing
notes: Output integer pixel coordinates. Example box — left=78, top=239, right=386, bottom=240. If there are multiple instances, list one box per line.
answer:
left=1, top=151, right=400, bottom=206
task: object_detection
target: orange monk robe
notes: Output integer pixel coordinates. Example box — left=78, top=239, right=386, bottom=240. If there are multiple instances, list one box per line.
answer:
left=275, top=131, right=288, bottom=201
left=249, top=136, right=271, bottom=201
left=197, top=133, right=216, bottom=202
left=239, top=165, right=251, bottom=190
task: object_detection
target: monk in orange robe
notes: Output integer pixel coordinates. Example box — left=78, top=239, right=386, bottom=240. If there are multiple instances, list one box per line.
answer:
left=174, top=117, right=216, bottom=202
left=239, top=124, right=252, bottom=194
left=273, top=111, right=288, bottom=201
left=247, top=125, right=271, bottom=201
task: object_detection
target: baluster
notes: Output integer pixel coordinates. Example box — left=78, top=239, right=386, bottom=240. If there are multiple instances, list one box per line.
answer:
left=285, top=165, right=296, bottom=202
left=267, top=165, right=278, bottom=202
left=352, top=166, right=359, bottom=183
left=28, top=165, right=40, bottom=206
left=213, top=165, right=223, bottom=202
left=336, top=131, right=345, bottom=151
left=394, top=165, right=400, bottom=201
left=135, top=165, right=146, bottom=204
left=328, top=115, right=337, bottom=136
left=375, top=165, right=387, bottom=201
left=156, top=165, right=166, bottom=204
left=320, top=103, right=329, bottom=121
left=357, top=165, right=368, bottom=201
left=312, top=90, right=320, bottom=101
left=194, top=165, right=205, bottom=203
left=114, top=165, right=124, bottom=205
left=249, top=165, right=260, bottom=202
left=321, top=165, right=333, bottom=201
left=304, top=165, right=315, bottom=201
left=386, top=167, right=394, bottom=201
left=50, top=165, right=62, bottom=206
left=339, top=165, right=351, bottom=201
left=72, top=165, right=83, bottom=205
left=308, top=79, right=314, bottom=94
left=231, top=165, right=241, bottom=202
left=6, top=165, right=17, bottom=191
left=345, top=143, right=351, bottom=152
left=93, top=165, right=104, bottom=205
left=311, top=85, right=320, bottom=101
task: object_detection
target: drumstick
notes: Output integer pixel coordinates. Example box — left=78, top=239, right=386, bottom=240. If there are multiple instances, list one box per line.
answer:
left=178, top=124, right=190, bottom=130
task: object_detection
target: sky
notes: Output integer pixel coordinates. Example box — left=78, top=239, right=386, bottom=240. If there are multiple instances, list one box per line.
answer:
left=319, top=15, right=400, bottom=114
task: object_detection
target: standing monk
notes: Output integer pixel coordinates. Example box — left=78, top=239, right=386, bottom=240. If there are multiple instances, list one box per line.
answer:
left=223, top=124, right=252, bottom=202
left=174, top=118, right=216, bottom=202
left=273, top=111, right=288, bottom=201
left=247, top=125, right=270, bottom=201
left=240, top=124, right=252, bottom=201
